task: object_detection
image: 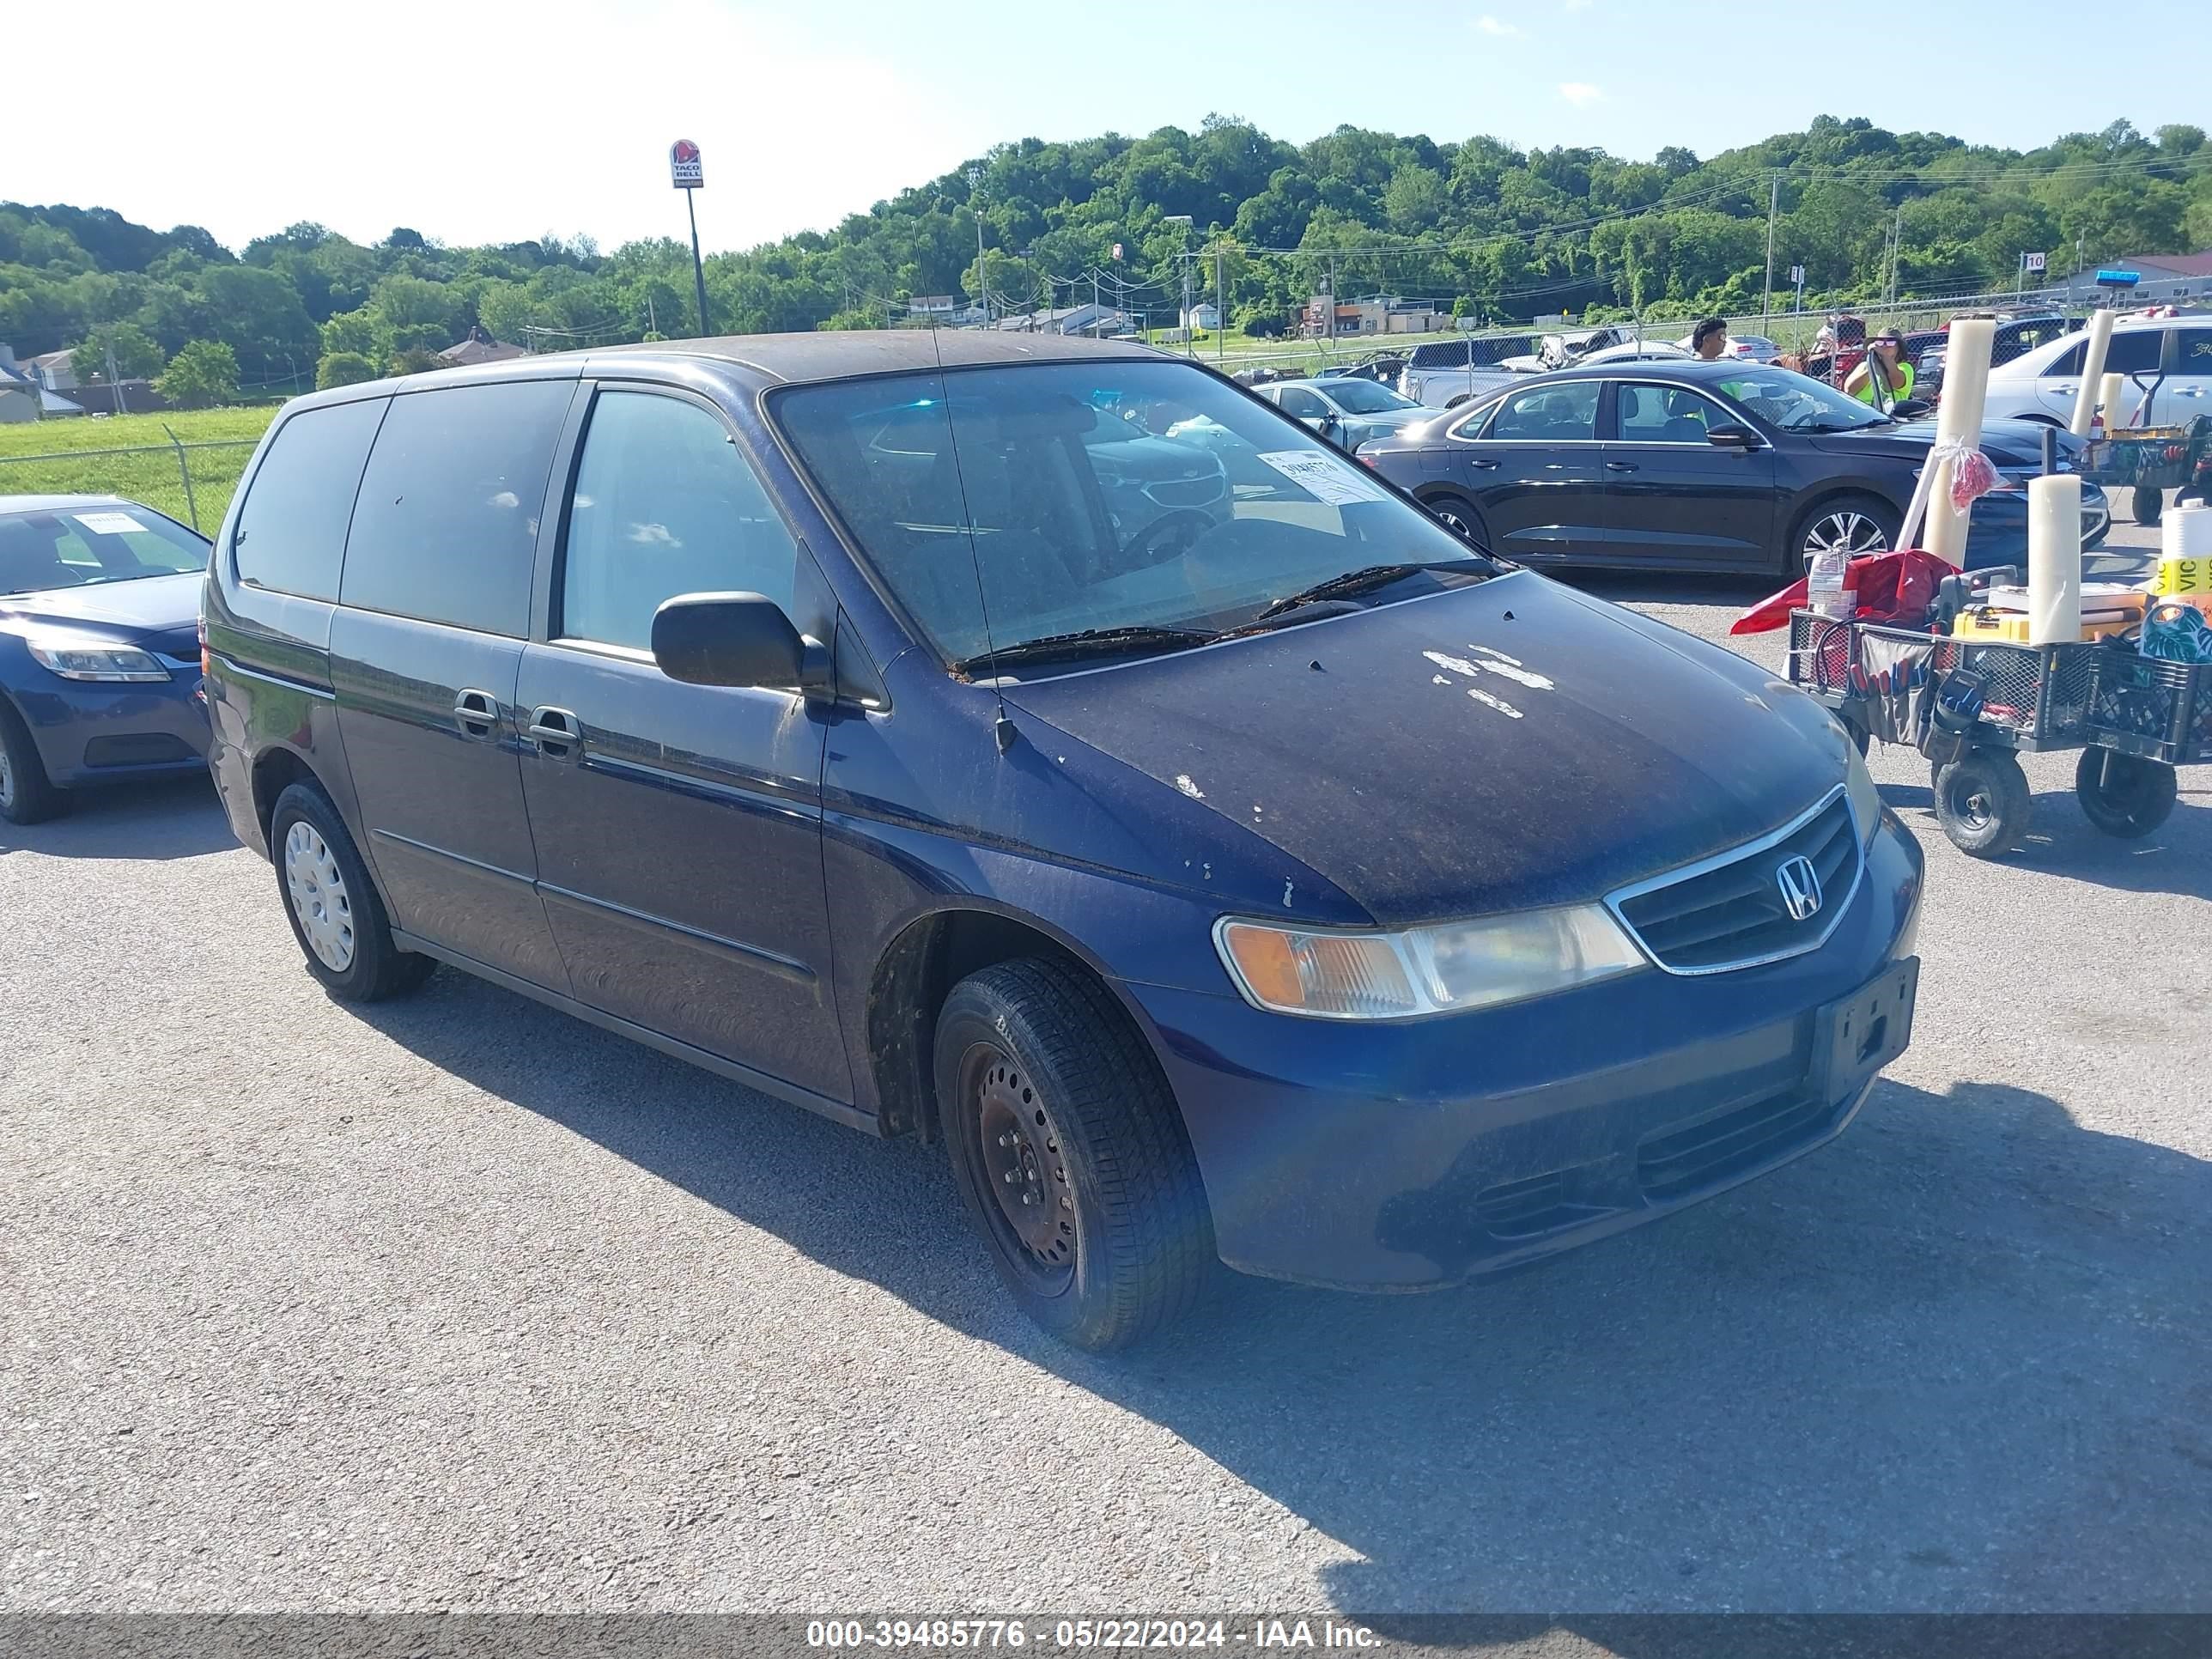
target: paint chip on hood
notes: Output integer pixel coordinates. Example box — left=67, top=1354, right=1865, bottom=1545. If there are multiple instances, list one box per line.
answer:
left=1176, top=775, right=1205, bottom=799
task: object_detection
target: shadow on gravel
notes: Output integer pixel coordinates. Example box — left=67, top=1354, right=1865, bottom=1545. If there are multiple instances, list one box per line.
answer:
left=0, top=775, right=233, bottom=861
left=364, top=972, right=2212, bottom=1613
left=1878, top=779, right=2212, bottom=901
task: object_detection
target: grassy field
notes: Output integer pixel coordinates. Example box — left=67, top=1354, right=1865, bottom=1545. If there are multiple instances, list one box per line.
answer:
left=0, top=406, right=279, bottom=532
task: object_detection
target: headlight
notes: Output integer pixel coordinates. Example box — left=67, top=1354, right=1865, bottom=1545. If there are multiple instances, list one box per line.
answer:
left=1845, top=741, right=1882, bottom=846
left=26, top=637, right=170, bottom=683
left=1214, top=905, right=1644, bottom=1020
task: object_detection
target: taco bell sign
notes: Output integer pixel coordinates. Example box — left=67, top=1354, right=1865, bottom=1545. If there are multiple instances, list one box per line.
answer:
left=670, top=139, right=703, bottom=190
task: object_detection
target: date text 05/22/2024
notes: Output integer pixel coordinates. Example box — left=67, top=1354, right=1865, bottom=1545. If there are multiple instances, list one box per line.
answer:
left=805, top=1620, right=1382, bottom=1650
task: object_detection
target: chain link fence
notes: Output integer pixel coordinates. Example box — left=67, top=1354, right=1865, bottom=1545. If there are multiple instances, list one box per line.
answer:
left=0, top=433, right=260, bottom=533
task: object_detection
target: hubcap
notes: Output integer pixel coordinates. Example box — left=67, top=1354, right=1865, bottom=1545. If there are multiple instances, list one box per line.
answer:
left=965, top=1046, right=1077, bottom=1291
left=0, top=748, right=14, bottom=809
left=1803, top=511, right=1889, bottom=562
left=283, top=820, right=356, bottom=972
left=1952, top=779, right=1996, bottom=831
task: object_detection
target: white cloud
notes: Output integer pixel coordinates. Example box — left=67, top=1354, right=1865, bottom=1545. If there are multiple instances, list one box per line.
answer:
left=1558, top=82, right=1607, bottom=106
left=1475, top=15, right=1522, bottom=35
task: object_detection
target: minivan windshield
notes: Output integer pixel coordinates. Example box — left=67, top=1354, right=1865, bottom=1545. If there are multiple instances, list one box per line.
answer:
left=1709, top=367, right=1893, bottom=433
left=775, top=360, right=1492, bottom=669
left=0, top=504, right=210, bottom=595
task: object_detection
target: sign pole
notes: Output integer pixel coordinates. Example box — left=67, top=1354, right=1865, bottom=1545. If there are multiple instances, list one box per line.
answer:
left=671, top=139, right=711, bottom=337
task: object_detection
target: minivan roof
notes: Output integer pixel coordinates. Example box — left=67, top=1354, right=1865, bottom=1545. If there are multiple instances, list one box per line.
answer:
left=280, top=331, right=1167, bottom=419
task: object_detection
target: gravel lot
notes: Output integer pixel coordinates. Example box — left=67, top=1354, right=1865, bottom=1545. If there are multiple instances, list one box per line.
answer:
left=4, top=515, right=2208, bottom=1617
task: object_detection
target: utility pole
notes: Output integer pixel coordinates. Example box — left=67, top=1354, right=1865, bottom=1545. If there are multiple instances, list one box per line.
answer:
left=106, top=341, right=127, bottom=416
left=975, top=210, right=989, bottom=326
left=1216, top=241, right=1226, bottom=365
left=1761, top=171, right=1778, bottom=337
left=1164, top=215, right=1194, bottom=356
left=1092, top=268, right=1102, bottom=337
left=1887, top=206, right=1903, bottom=309
left=1328, top=252, right=1337, bottom=348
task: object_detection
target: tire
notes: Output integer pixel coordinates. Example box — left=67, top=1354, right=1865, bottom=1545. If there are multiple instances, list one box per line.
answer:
left=2133, top=484, right=2163, bottom=527
left=0, top=700, right=67, bottom=826
left=268, top=781, right=435, bottom=1002
left=2074, top=747, right=2177, bottom=838
left=1791, top=491, right=1900, bottom=577
left=1931, top=747, right=2032, bottom=859
left=934, top=957, right=1212, bottom=1351
left=1423, top=490, right=1488, bottom=548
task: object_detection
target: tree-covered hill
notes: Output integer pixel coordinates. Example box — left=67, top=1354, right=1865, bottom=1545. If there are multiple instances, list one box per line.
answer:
left=4, top=113, right=2204, bottom=397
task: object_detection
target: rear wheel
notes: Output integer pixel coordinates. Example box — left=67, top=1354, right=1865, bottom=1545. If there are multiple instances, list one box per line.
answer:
left=1422, top=490, right=1489, bottom=549
left=1931, top=747, right=2031, bottom=858
left=0, top=702, right=66, bottom=826
left=1792, top=492, right=1899, bottom=577
left=270, top=781, right=435, bottom=1002
left=2133, top=485, right=2164, bottom=527
left=2074, top=747, right=2177, bottom=838
left=935, top=958, right=1212, bottom=1351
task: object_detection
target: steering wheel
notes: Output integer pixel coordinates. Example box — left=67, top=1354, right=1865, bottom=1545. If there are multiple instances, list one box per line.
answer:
left=1122, top=510, right=1215, bottom=567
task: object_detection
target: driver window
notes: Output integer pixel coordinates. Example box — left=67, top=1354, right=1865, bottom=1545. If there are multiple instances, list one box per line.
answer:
left=559, top=391, right=798, bottom=651
left=1488, top=380, right=1601, bottom=441
left=1275, top=388, right=1327, bottom=420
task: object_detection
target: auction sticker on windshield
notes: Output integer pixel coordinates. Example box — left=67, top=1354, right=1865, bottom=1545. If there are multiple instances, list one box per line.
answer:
left=1257, top=451, right=1389, bottom=506
left=72, top=512, right=145, bottom=536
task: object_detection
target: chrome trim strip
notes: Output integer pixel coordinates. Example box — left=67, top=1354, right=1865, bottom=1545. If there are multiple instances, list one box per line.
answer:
left=1604, top=783, right=1863, bottom=978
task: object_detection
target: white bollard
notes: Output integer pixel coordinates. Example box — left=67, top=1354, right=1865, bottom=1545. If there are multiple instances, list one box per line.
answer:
left=1923, top=318, right=1995, bottom=568
left=2068, top=308, right=2113, bottom=438
left=2027, top=475, right=2082, bottom=645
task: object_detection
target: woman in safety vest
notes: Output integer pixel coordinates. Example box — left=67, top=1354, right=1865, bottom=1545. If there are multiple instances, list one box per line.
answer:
left=1844, top=331, right=1915, bottom=410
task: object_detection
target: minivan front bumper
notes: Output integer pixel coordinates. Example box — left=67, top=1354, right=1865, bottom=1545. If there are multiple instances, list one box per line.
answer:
left=1125, top=812, right=1923, bottom=1290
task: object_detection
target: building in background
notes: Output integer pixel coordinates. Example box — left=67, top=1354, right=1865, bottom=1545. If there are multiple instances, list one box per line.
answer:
left=437, top=327, right=527, bottom=368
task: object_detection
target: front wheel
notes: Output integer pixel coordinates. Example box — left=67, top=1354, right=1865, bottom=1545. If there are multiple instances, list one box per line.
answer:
left=1931, top=747, right=2032, bottom=859
left=2075, top=747, right=2177, bottom=838
left=0, top=702, right=67, bottom=825
left=1792, top=492, right=1899, bottom=578
left=1422, top=490, right=1488, bottom=548
left=2133, top=485, right=2164, bottom=527
left=935, top=958, right=1212, bottom=1351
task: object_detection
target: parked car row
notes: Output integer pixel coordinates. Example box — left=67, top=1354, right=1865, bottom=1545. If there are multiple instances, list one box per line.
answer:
left=113, top=334, right=1919, bottom=1352
left=1358, top=359, right=2112, bottom=578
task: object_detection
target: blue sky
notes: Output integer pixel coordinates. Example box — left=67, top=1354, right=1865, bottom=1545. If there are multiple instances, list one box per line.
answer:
left=13, top=0, right=2203, bottom=255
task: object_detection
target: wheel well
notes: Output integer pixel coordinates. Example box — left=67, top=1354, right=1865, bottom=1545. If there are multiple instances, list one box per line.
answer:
left=865, top=909, right=1098, bottom=1141
left=250, top=748, right=319, bottom=848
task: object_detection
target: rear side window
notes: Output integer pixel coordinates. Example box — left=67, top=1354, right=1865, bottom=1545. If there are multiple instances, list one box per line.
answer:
left=558, top=391, right=799, bottom=650
left=233, top=398, right=387, bottom=601
left=2175, top=329, right=2212, bottom=373
left=2043, top=329, right=2163, bottom=379
left=1488, top=380, right=1601, bottom=441
left=1409, top=341, right=1471, bottom=369
left=341, top=380, right=574, bottom=636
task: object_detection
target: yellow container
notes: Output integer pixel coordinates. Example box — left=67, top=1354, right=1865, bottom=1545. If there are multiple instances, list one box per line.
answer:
left=1950, top=609, right=2136, bottom=644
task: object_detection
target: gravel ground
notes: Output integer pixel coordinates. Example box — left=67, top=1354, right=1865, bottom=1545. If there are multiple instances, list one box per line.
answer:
left=3, top=514, right=2208, bottom=1618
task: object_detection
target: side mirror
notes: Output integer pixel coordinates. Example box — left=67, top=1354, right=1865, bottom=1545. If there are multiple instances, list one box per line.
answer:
left=1890, top=398, right=1933, bottom=419
left=652, top=592, right=828, bottom=694
left=1705, top=423, right=1763, bottom=451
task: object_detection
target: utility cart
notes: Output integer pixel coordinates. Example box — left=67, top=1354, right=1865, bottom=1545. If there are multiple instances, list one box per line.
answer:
left=1787, top=609, right=2209, bottom=857
left=2079, top=411, right=2212, bottom=526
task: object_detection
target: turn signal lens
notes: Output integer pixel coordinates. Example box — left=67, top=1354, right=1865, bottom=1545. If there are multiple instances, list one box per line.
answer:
left=1215, top=905, right=1642, bottom=1021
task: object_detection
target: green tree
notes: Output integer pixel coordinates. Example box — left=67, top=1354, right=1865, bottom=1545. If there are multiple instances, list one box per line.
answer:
left=70, top=321, right=165, bottom=384
left=320, top=307, right=379, bottom=357
left=155, top=340, right=239, bottom=408
left=388, top=346, right=442, bottom=376
left=314, top=350, right=379, bottom=389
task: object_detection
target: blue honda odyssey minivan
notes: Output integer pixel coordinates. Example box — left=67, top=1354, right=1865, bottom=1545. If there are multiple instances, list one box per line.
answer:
left=203, top=333, right=1922, bottom=1349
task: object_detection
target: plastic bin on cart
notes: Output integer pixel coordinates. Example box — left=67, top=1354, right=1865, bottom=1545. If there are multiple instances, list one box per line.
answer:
left=2086, top=654, right=2212, bottom=764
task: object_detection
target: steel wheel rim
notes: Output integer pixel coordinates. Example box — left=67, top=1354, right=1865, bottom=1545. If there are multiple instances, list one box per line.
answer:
left=961, top=1042, right=1078, bottom=1295
left=1803, top=511, right=1889, bottom=562
left=1949, top=775, right=1997, bottom=832
left=283, top=820, right=356, bottom=972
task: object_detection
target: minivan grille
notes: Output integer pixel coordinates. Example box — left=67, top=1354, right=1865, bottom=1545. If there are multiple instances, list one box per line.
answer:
left=1636, top=1086, right=1834, bottom=1200
left=1613, top=792, right=1860, bottom=974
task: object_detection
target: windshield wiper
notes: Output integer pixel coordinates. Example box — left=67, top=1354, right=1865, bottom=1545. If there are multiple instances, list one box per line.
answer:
left=1244, top=560, right=1488, bottom=626
left=953, top=624, right=1218, bottom=675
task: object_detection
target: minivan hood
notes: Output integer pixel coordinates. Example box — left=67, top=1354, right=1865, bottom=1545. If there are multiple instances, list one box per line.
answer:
left=0, top=571, right=201, bottom=652
left=1000, top=572, right=1849, bottom=927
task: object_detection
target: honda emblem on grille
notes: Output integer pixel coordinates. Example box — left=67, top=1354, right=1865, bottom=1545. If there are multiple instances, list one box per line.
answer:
left=1775, top=855, right=1823, bottom=922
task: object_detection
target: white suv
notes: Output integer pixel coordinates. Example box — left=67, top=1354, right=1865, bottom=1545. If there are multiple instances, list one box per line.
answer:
left=1980, top=313, right=2212, bottom=429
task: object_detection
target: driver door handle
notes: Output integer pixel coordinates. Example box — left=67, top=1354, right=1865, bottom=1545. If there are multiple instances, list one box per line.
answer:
left=526, top=705, right=580, bottom=760
left=1469, top=458, right=1499, bottom=470
left=453, top=689, right=499, bottom=741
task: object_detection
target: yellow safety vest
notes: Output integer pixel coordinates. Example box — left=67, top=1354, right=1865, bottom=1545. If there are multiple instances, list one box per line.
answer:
left=1854, top=360, right=1914, bottom=406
